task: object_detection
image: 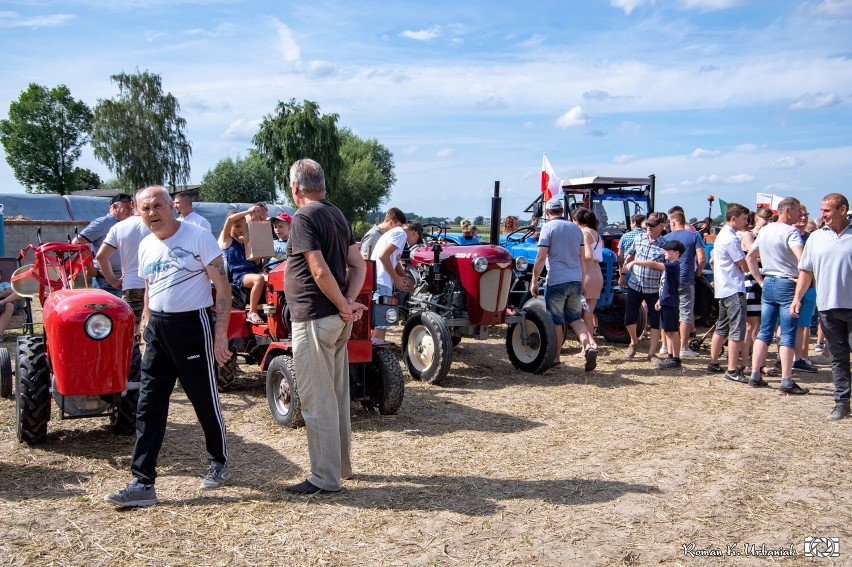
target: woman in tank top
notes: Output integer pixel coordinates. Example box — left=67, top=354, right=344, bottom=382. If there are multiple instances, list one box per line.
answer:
left=739, top=206, right=772, bottom=371
left=574, top=207, right=604, bottom=343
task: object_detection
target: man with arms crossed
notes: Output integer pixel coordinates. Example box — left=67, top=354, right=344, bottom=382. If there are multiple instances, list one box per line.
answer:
left=791, top=193, right=852, bottom=419
left=105, top=186, right=232, bottom=507
left=285, top=159, right=368, bottom=494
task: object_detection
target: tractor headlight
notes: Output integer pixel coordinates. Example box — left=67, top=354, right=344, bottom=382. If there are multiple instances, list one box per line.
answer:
left=385, top=308, right=399, bottom=325
left=472, top=256, right=488, bottom=273
left=84, top=313, right=113, bottom=340
left=515, top=256, right=529, bottom=272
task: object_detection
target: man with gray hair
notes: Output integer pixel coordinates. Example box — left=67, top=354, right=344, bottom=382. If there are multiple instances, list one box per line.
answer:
left=746, top=197, right=808, bottom=394
left=791, top=193, right=852, bottom=419
left=284, top=158, right=368, bottom=494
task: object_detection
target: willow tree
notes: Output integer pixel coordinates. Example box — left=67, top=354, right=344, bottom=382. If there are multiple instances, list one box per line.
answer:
left=91, top=71, right=191, bottom=190
left=0, top=83, right=96, bottom=194
left=253, top=99, right=342, bottom=206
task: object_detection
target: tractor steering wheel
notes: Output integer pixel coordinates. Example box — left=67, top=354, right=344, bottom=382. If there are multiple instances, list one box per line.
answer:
left=420, top=223, right=445, bottom=243
left=505, top=226, right=537, bottom=243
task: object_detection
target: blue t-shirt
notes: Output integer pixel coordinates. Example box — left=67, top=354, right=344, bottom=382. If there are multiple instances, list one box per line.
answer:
left=223, top=239, right=262, bottom=286
left=660, top=229, right=705, bottom=286
left=659, top=261, right=681, bottom=307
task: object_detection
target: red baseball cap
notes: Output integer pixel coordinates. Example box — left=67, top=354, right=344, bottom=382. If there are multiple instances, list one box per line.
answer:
left=271, top=212, right=292, bottom=224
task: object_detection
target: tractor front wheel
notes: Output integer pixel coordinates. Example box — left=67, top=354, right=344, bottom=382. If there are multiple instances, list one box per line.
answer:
left=266, top=354, right=303, bottom=428
left=0, top=347, right=12, bottom=399
left=506, top=306, right=557, bottom=374
left=402, top=311, right=453, bottom=385
left=363, top=346, right=405, bottom=415
left=16, top=336, right=50, bottom=445
left=217, top=349, right=238, bottom=391
left=110, top=390, right=138, bottom=435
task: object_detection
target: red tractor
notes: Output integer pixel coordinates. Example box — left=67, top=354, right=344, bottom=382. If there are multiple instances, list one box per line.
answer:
left=399, top=225, right=557, bottom=385
left=218, top=259, right=405, bottom=428
left=5, top=238, right=136, bottom=445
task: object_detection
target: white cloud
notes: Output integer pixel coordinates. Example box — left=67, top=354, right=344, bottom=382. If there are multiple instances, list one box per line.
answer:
left=613, top=154, right=635, bottom=164
left=523, top=121, right=534, bottom=129
left=271, top=18, right=300, bottom=64
left=436, top=148, right=455, bottom=158
left=769, top=156, right=806, bottom=169
left=0, top=11, right=74, bottom=28
left=403, top=146, right=419, bottom=155
left=803, top=0, right=852, bottom=17
left=401, top=26, right=441, bottom=41
left=789, top=92, right=841, bottom=110
left=221, top=118, right=260, bottom=141
left=689, top=148, right=722, bottom=159
left=181, top=22, right=235, bottom=38
left=610, top=0, right=654, bottom=15
left=555, top=106, right=591, bottom=129
left=679, top=0, right=747, bottom=11
left=619, top=121, right=641, bottom=134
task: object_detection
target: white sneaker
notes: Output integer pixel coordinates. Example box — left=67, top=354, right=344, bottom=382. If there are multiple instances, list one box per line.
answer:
left=814, top=342, right=825, bottom=355
left=659, top=344, right=668, bottom=356
left=679, top=348, right=700, bottom=358
left=810, top=353, right=830, bottom=365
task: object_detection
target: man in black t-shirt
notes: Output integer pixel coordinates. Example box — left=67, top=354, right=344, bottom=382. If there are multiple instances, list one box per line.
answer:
left=284, top=159, right=367, bottom=495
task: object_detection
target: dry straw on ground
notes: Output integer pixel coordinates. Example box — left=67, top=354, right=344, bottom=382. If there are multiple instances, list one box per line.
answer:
left=1, top=321, right=850, bottom=566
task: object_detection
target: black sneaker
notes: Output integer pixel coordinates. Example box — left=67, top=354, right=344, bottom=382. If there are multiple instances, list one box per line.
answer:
left=827, top=404, right=851, bottom=421
left=657, top=358, right=682, bottom=369
left=748, top=376, right=770, bottom=388
left=706, top=363, right=723, bottom=373
left=792, top=359, right=818, bottom=373
left=724, top=369, right=748, bottom=383
left=779, top=381, right=810, bottom=395
left=584, top=348, right=598, bottom=372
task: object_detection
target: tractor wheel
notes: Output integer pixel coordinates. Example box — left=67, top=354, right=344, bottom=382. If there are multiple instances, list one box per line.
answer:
left=363, top=347, right=405, bottom=415
left=266, top=354, right=303, bottom=428
left=599, top=302, right=647, bottom=344
left=0, top=347, right=12, bottom=399
left=15, top=336, right=50, bottom=445
left=506, top=306, right=557, bottom=374
left=110, top=390, right=138, bottom=435
left=402, top=311, right=453, bottom=385
left=216, top=349, right=238, bottom=391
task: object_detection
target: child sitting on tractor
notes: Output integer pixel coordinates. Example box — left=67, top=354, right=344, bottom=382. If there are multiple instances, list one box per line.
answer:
left=219, top=205, right=267, bottom=325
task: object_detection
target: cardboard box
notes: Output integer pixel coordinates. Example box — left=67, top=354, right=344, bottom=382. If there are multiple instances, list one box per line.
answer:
left=244, top=221, right=275, bottom=260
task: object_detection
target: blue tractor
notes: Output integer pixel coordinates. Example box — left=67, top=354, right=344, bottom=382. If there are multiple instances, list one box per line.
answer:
left=499, top=175, right=655, bottom=343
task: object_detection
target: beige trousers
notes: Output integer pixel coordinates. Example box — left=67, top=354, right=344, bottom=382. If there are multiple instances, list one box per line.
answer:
left=291, top=315, right=353, bottom=491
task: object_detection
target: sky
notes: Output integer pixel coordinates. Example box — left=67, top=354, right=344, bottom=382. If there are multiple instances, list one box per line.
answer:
left=1, top=0, right=851, bottom=221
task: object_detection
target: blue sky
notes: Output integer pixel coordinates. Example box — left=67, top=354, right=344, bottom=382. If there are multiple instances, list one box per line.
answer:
left=1, top=0, right=851, bottom=220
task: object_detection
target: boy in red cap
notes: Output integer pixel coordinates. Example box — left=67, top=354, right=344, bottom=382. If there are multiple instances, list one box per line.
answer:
left=270, top=211, right=292, bottom=261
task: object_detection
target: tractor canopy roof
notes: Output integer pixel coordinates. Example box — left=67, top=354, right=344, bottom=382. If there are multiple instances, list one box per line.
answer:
left=561, top=175, right=654, bottom=196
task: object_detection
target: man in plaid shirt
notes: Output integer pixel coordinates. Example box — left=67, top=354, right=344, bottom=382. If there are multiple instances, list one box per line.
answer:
left=621, top=212, right=667, bottom=360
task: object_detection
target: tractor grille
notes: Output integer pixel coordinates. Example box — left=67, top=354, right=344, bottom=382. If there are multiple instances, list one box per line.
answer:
left=601, top=261, right=619, bottom=292
left=480, top=268, right=512, bottom=312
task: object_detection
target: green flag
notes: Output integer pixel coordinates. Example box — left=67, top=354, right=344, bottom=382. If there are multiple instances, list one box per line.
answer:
left=719, top=198, right=728, bottom=221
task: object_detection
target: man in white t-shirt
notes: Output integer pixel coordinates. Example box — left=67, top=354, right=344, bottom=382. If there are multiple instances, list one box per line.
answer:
left=105, top=186, right=232, bottom=508
left=175, top=191, right=212, bottom=232
left=746, top=197, right=807, bottom=395
left=360, top=207, right=407, bottom=260
left=370, top=220, right=423, bottom=339
left=708, top=202, right=750, bottom=383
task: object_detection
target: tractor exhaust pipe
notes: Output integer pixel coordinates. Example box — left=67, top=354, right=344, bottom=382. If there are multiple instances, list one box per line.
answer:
left=490, top=181, right=501, bottom=245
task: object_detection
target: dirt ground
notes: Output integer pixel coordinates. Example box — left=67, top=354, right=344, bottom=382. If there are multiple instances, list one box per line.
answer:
left=1, top=318, right=850, bottom=566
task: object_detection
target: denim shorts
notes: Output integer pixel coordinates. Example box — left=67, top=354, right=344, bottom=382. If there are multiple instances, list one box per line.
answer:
left=373, top=284, right=393, bottom=330
left=544, top=281, right=583, bottom=326
left=797, top=287, right=816, bottom=328
left=756, top=277, right=797, bottom=348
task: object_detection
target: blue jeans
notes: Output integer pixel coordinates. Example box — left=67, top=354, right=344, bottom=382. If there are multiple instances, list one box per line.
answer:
left=820, top=309, right=852, bottom=405
left=756, top=277, right=797, bottom=348
left=95, top=275, right=122, bottom=298
left=544, top=281, right=582, bottom=326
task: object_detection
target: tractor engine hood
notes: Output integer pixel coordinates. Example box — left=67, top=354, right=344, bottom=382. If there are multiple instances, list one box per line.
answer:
left=42, top=288, right=135, bottom=396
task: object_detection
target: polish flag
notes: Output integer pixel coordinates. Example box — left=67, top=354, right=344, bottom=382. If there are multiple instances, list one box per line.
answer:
left=541, top=154, right=560, bottom=202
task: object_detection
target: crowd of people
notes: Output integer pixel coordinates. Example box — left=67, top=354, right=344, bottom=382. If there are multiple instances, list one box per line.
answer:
left=25, top=167, right=843, bottom=509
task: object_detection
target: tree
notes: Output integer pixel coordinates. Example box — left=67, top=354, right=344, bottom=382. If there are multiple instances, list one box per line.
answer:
left=253, top=99, right=341, bottom=206
left=199, top=151, right=275, bottom=204
left=335, top=128, right=396, bottom=220
left=91, top=70, right=191, bottom=191
left=474, top=215, right=485, bottom=225
left=0, top=83, right=96, bottom=195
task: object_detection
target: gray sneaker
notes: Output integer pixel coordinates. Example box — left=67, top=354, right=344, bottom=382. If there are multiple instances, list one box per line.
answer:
left=724, top=369, right=748, bottom=384
left=105, top=478, right=158, bottom=507
left=200, top=462, right=228, bottom=490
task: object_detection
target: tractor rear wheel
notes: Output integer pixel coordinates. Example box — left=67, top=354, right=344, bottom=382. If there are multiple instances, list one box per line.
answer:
left=402, top=311, right=453, bottom=385
left=506, top=306, right=557, bottom=374
left=110, top=390, right=138, bottom=435
left=363, top=346, right=405, bottom=415
left=217, top=349, right=238, bottom=391
left=16, top=336, right=50, bottom=445
left=599, top=300, right=647, bottom=344
left=0, top=347, right=12, bottom=399
left=266, top=354, right=303, bottom=428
